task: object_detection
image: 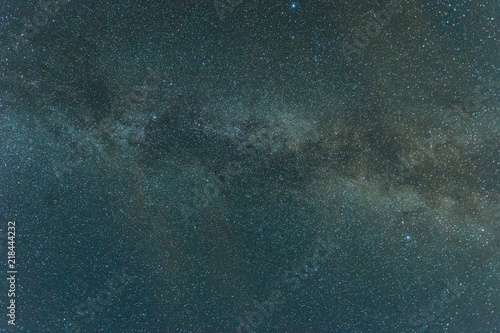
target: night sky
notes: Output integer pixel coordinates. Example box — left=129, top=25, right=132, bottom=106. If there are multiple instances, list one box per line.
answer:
left=0, top=0, right=499, bottom=332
